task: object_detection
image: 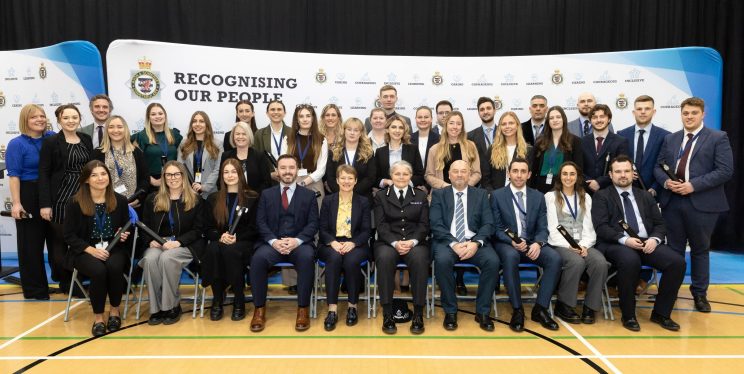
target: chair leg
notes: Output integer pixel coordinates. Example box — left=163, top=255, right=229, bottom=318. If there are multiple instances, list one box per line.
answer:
left=63, top=269, right=78, bottom=322
left=372, top=265, right=378, bottom=318
left=135, top=276, right=146, bottom=320
left=123, top=229, right=138, bottom=320
left=200, top=287, right=207, bottom=318
left=192, top=273, right=199, bottom=319
left=365, top=262, right=371, bottom=319
left=430, top=261, right=436, bottom=318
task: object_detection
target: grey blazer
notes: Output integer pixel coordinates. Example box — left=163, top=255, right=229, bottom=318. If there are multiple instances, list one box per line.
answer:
left=177, top=141, right=223, bottom=198
left=568, top=118, right=614, bottom=137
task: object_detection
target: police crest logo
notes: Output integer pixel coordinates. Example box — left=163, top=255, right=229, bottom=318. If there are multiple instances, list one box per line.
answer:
left=493, top=95, right=503, bottom=111
left=615, top=93, right=628, bottom=110
left=374, top=99, right=382, bottom=108
left=432, top=71, right=443, bottom=86
left=4, top=197, right=12, bottom=212
left=0, top=144, right=6, bottom=161
left=39, top=63, right=47, bottom=79
left=130, top=57, right=161, bottom=100
left=315, top=68, right=327, bottom=83
left=551, top=69, right=563, bottom=85
left=0, top=90, right=5, bottom=107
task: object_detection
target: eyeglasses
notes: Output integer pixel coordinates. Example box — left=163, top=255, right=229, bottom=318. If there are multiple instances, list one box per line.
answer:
left=164, top=172, right=183, bottom=179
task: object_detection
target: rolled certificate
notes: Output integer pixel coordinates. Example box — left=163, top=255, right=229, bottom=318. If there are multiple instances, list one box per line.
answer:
left=228, top=206, right=248, bottom=235
left=105, top=220, right=132, bottom=252
left=556, top=224, right=581, bottom=250
left=265, top=151, right=278, bottom=168
left=632, top=164, right=647, bottom=191
left=658, top=162, right=681, bottom=182
left=504, top=228, right=523, bottom=244
left=618, top=219, right=646, bottom=245
left=135, top=221, right=167, bottom=245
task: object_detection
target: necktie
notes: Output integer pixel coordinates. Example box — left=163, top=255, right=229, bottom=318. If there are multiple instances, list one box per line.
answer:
left=97, top=125, right=104, bottom=147
left=515, top=191, right=527, bottom=234
left=621, top=191, right=640, bottom=234
left=595, top=136, right=604, bottom=156
left=455, top=192, right=465, bottom=243
left=485, top=127, right=493, bottom=147
left=635, top=129, right=645, bottom=166
left=534, top=124, right=543, bottom=139
left=583, top=120, right=592, bottom=136
left=398, top=189, right=405, bottom=203
left=281, top=186, right=290, bottom=210
left=675, top=133, right=695, bottom=181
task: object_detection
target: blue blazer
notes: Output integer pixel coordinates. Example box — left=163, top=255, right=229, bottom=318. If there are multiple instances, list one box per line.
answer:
left=654, top=127, right=733, bottom=213
left=319, top=192, right=371, bottom=247
left=491, top=186, right=549, bottom=244
left=255, top=184, right=319, bottom=247
left=429, top=186, right=494, bottom=245
left=581, top=132, right=629, bottom=189
left=411, top=130, right=440, bottom=170
left=617, top=124, right=670, bottom=191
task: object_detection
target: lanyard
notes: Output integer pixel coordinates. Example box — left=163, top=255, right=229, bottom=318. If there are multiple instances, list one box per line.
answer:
left=227, top=195, right=239, bottom=227
left=272, top=127, right=284, bottom=156
left=194, top=143, right=204, bottom=172
left=344, top=148, right=355, bottom=166
left=157, top=132, right=169, bottom=158
left=168, top=200, right=178, bottom=237
left=676, top=132, right=702, bottom=160
left=547, top=144, right=559, bottom=170
left=297, top=135, right=312, bottom=166
left=561, top=192, right=578, bottom=221
left=110, top=149, right=123, bottom=177
left=94, top=209, right=107, bottom=242
left=510, top=193, right=527, bottom=216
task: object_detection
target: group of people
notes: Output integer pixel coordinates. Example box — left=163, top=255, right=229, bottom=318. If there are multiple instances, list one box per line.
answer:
left=5, top=84, right=732, bottom=337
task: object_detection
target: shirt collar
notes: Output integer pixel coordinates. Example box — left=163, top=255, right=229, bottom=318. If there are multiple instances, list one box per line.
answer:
left=594, top=129, right=609, bottom=139
left=531, top=119, right=544, bottom=127
left=686, top=123, right=704, bottom=137
left=614, top=184, right=633, bottom=195
left=481, top=123, right=495, bottom=132
left=280, top=182, right=297, bottom=192
left=452, top=185, right=468, bottom=195
left=635, top=123, right=653, bottom=133
left=509, top=184, right=527, bottom=195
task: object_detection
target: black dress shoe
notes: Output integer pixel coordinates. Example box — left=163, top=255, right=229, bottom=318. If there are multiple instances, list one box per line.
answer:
left=148, top=311, right=165, bottom=325
left=650, top=312, right=680, bottom=331
left=581, top=305, right=596, bottom=324
left=287, top=285, right=298, bottom=295
left=693, top=295, right=711, bottom=313
left=163, top=305, right=182, bottom=325
left=92, top=322, right=107, bottom=337
left=400, top=284, right=410, bottom=293
left=443, top=313, right=458, bottom=331
left=456, top=283, right=468, bottom=296
left=346, top=307, right=358, bottom=326
left=554, top=301, right=581, bottom=324
left=106, top=316, right=122, bottom=332
left=210, top=303, right=224, bottom=321
left=531, top=305, right=559, bottom=331
left=382, top=313, right=397, bottom=334
left=510, top=308, right=525, bottom=332
left=474, top=313, right=495, bottom=332
left=410, top=313, right=424, bottom=335
left=324, top=311, right=338, bottom=331
left=622, top=316, right=641, bottom=332
left=231, top=304, right=246, bottom=321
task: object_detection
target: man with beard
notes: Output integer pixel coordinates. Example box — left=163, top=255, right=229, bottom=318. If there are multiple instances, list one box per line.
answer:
left=467, top=97, right=497, bottom=167
left=80, top=94, right=113, bottom=149
left=521, top=95, right=548, bottom=145
left=581, top=104, right=628, bottom=192
left=568, top=92, right=614, bottom=137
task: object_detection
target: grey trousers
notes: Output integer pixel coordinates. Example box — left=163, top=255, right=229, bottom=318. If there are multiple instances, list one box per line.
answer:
left=553, top=246, right=607, bottom=312
left=139, top=246, right=193, bottom=313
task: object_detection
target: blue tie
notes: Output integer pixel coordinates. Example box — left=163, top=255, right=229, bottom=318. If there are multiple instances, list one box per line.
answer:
left=455, top=192, right=465, bottom=243
left=515, top=191, right=527, bottom=234
left=583, top=120, right=592, bottom=136
left=621, top=191, right=640, bottom=234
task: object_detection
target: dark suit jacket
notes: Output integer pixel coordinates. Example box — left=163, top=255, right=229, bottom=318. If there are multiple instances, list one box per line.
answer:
left=253, top=123, right=291, bottom=160
left=319, top=192, right=371, bottom=247
left=219, top=148, right=272, bottom=192
left=482, top=145, right=533, bottom=191
left=520, top=120, right=545, bottom=146
left=205, top=192, right=258, bottom=243
left=141, top=192, right=207, bottom=262
left=581, top=132, right=629, bottom=189
left=430, top=186, right=494, bottom=245
left=591, top=186, right=666, bottom=251
left=410, top=130, right=440, bottom=171
left=654, top=127, right=733, bottom=213
left=617, top=124, right=670, bottom=191
left=38, top=132, right=93, bottom=208
left=374, top=144, right=425, bottom=188
left=491, top=186, right=548, bottom=244
left=528, top=135, right=583, bottom=189
left=467, top=126, right=496, bottom=173
left=91, top=146, right=150, bottom=202
left=255, top=184, right=319, bottom=247
left=374, top=185, right=429, bottom=247
left=325, top=152, right=377, bottom=201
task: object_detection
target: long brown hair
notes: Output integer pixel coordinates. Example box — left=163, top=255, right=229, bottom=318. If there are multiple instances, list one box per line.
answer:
left=212, top=158, right=257, bottom=228
left=74, top=160, right=117, bottom=216
left=536, top=105, right=574, bottom=153
left=287, top=105, right=323, bottom=170
left=433, top=111, right=478, bottom=170
left=551, top=161, right=587, bottom=212
left=180, top=111, right=220, bottom=159
left=234, top=100, right=258, bottom=133
left=153, top=161, right=198, bottom=213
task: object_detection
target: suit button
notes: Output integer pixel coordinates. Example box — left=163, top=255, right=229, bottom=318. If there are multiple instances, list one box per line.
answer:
left=402, top=219, right=405, bottom=222
left=402, top=228, right=405, bottom=231
left=401, top=210, right=404, bottom=213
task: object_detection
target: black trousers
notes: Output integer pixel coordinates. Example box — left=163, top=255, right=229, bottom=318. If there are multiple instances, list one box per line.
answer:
left=205, top=240, right=254, bottom=306
left=374, top=244, right=429, bottom=307
left=317, top=243, right=369, bottom=305
left=600, top=243, right=685, bottom=319
left=50, top=222, right=73, bottom=292
left=250, top=243, right=315, bottom=307
left=74, top=249, right=129, bottom=314
left=15, top=180, right=53, bottom=299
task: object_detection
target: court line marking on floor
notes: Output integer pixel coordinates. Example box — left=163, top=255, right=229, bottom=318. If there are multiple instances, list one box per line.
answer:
left=559, top=320, right=620, bottom=374
left=0, top=300, right=83, bottom=351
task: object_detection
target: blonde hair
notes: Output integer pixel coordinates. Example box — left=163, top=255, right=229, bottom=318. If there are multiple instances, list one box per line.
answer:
left=384, top=115, right=411, bottom=144
left=229, top=122, right=255, bottom=148
left=18, top=104, right=47, bottom=136
left=433, top=111, right=477, bottom=171
left=319, top=104, right=343, bottom=140
left=332, top=118, right=374, bottom=163
left=490, top=111, right=529, bottom=169
left=100, top=115, right=136, bottom=153
left=142, top=103, right=176, bottom=145
left=153, top=161, right=198, bottom=213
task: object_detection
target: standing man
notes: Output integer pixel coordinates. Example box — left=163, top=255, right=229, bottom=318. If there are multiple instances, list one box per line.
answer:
left=654, top=97, right=733, bottom=313
left=582, top=104, right=629, bottom=192
left=491, top=157, right=562, bottom=332
left=430, top=160, right=499, bottom=332
left=521, top=95, right=548, bottom=145
left=618, top=95, right=670, bottom=197
left=364, top=85, right=411, bottom=133
left=593, top=155, right=686, bottom=331
left=433, top=100, right=453, bottom=135
left=467, top=97, right=498, bottom=179
left=250, top=155, right=319, bottom=332
left=80, top=94, right=112, bottom=149
left=567, top=92, right=596, bottom=137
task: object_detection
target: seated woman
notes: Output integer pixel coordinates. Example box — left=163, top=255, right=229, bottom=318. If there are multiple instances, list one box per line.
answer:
left=318, top=165, right=371, bottom=331
left=204, top=158, right=259, bottom=322
left=545, top=161, right=607, bottom=324
left=373, top=160, right=430, bottom=335
left=63, top=160, right=132, bottom=336
left=139, top=161, right=206, bottom=326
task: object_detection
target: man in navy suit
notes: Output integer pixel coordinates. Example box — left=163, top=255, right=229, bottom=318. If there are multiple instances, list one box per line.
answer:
left=582, top=104, right=629, bottom=192
left=468, top=97, right=498, bottom=180
left=250, top=154, right=319, bottom=332
left=430, top=160, right=499, bottom=332
left=654, top=97, right=734, bottom=313
left=618, top=95, right=670, bottom=198
left=521, top=95, right=548, bottom=145
left=492, top=157, right=562, bottom=332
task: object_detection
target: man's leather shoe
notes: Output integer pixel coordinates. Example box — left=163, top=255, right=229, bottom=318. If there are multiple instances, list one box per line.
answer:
left=475, top=313, right=495, bottom=332
left=231, top=304, right=246, bottom=321
left=250, top=307, right=266, bottom=332
left=510, top=308, right=525, bottom=332
left=148, top=311, right=165, bottom=325
left=693, top=294, right=711, bottom=313
left=650, top=312, right=680, bottom=331
left=410, top=313, right=424, bottom=335
left=210, top=303, right=224, bottom=321
left=382, top=313, right=397, bottom=334
left=581, top=305, right=596, bottom=324
left=92, top=322, right=107, bottom=337
left=163, top=305, right=182, bottom=325
left=531, top=305, right=559, bottom=330
left=456, top=283, right=468, bottom=296
left=287, top=285, right=298, bottom=295
left=554, top=301, right=581, bottom=324
left=443, top=313, right=458, bottom=331
left=106, top=316, right=122, bottom=332
left=295, top=307, right=310, bottom=331
left=324, top=311, right=338, bottom=331
left=622, top=316, right=641, bottom=332
left=346, top=307, right=358, bottom=326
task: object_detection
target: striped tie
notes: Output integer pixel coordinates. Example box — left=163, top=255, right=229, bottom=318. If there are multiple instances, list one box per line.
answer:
left=455, top=192, right=465, bottom=243
left=515, top=191, right=527, bottom=234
